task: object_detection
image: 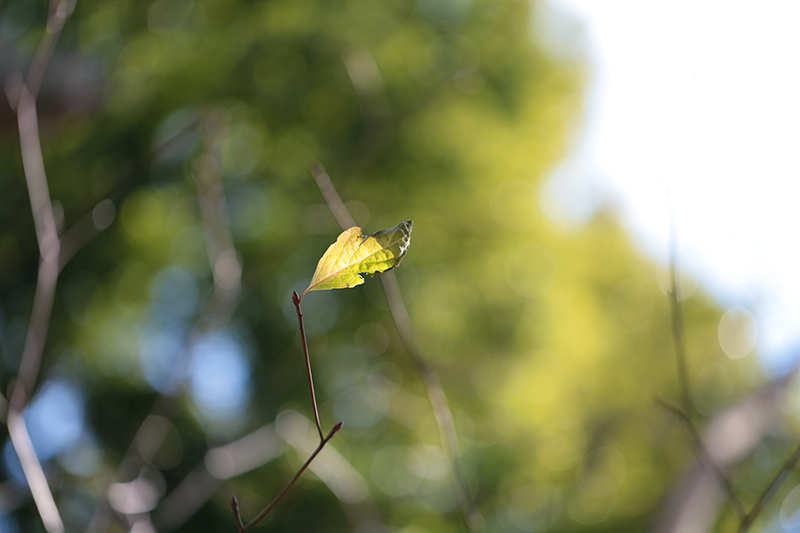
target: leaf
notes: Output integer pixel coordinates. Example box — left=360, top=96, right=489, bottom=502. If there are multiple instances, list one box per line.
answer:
left=301, top=220, right=412, bottom=299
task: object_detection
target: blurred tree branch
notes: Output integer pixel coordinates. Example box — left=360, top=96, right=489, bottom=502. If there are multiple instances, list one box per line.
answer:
left=737, top=441, right=800, bottom=533
left=153, top=423, right=284, bottom=532
left=6, top=411, right=63, bottom=532
left=662, top=215, right=800, bottom=533
left=87, top=109, right=245, bottom=532
left=2, top=1, right=81, bottom=531
left=668, top=209, right=692, bottom=417
left=9, top=76, right=60, bottom=412
left=310, top=161, right=484, bottom=531
left=657, top=398, right=745, bottom=519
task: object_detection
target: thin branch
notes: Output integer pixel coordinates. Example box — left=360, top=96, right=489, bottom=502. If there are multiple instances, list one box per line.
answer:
left=663, top=203, right=800, bottom=530
left=233, top=422, right=344, bottom=532
left=192, top=110, right=242, bottom=331
left=309, top=162, right=484, bottom=531
left=7, top=410, right=64, bottom=533
left=153, top=423, right=284, bottom=532
left=0, top=393, right=7, bottom=424
left=87, top=110, right=242, bottom=532
left=293, top=291, right=325, bottom=441
left=310, top=162, right=357, bottom=229
left=159, top=411, right=386, bottom=532
left=2, top=4, right=73, bottom=531
left=58, top=199, right=116, bottom=272
left=382, top=272, right=481, bottom=528
left=231, top=496, right=245, bottom=532
left=10, top=84, right=60, bottom=409
left=736, top=441, right=800, bottom=533
left=151, top=111, right=202, bottom=162
left=657, top=398, right=746, bottom=519
left=667, top=204, right=692, bottom=417
left=22, top=0, right=74, bottom=100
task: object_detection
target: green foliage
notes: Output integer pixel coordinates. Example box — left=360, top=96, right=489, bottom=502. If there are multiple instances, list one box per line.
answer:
left=0, top=0, right=776, bottom=532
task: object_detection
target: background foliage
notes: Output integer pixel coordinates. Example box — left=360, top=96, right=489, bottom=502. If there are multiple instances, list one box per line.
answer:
left=0, top=0, right=785, bottom=532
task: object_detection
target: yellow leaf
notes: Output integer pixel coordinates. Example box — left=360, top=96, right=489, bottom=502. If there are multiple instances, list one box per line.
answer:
left=300, top=220, right=412, bottom=300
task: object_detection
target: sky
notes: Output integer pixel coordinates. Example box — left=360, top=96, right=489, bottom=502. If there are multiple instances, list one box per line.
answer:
left=541, top=0, right=800, bottom=375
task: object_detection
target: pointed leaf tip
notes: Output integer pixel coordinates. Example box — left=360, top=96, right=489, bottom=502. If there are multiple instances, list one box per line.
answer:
left=301, top=220, right=412, bottom=298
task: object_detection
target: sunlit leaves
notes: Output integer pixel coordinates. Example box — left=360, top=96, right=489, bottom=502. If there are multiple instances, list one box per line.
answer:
left=301, top=220, right=412, bottom=300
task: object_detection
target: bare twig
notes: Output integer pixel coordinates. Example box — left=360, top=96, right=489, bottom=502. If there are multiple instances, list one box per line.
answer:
left=10, top=85, right=60, bottom=409
left=736, top=441, right=800, bottom=533
left=229, top=292, right=340, bottom=529
left=2, top=2, right=76, bottom=530
left=662, top=208, right=762, bottom=527
left=293, top=291, right=325, bottom=440
left=657, top=398, right=746, bottom=519
left=231, top=496, right=246, bottom=532
left=21, top=0, right=74, bottom=101
left=667, top=206, right=692, bottom=417
left=309, top=162, right=484, bottom=531
left=156, top=410, right=385, bottom=532
left=7, top=410, right=64, bottom=533
left=233, top=422, right=344, bottom=532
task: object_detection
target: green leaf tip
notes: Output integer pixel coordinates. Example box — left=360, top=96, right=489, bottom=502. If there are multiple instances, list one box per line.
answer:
left=300, top=220, right=412, bottom=300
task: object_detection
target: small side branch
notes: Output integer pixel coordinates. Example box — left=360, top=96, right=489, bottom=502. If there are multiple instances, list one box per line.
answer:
left=230, top=292, right=341, bottom=530
left=232, top=422, right=343, bottom=532
left=664, top=206, right=800, bottom=531
left=231, top=496, right=245, bottom=532
left=736, top=441, right=800, bottom=533
left=657, top=399, right=745, bottom=519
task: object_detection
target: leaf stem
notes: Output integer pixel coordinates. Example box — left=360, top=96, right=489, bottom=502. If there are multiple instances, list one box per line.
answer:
left=293, top=291, right=324, bottom=441
left=233, top=422, right=344, bottom=532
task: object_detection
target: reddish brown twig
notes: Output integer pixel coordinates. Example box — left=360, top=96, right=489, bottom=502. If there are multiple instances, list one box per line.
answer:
left=230, top=290, right=341, bottom=530
left=293, top=291, right=324, bottom=440
left=232, top=422, right=344, bottom=532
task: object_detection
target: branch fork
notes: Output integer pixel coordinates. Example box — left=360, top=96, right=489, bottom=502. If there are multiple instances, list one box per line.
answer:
left=230, top=291, right=343, bottom=532
left=664, top=214, right=800, bottom=533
